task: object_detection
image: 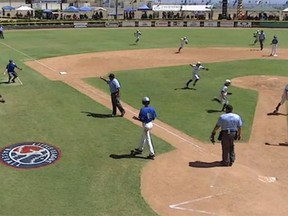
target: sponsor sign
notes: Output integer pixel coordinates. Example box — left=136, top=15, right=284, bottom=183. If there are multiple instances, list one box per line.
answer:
left=220, top=21, right=234, bottom=27
left=155, top=21, right=169, bottom=27
left=122, top=21, right=136, bottom=27
left=171, top=21, right=184, bottom=27
left=138, top=21, right=151, bottom=27
left=105, top=21, right=120, bottom=28
left=237, top=21, right=252, bottom=28
left=0, top=142, right=60, bottom=169
left=204, top=21, right=218, bottom=27
left=187, top=21, right=200, bottom=27
left=74, top=22, right=87, bottom=28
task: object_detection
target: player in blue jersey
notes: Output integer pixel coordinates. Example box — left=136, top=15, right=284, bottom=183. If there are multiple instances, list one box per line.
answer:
left=5, top=59, right=22, bottom=84
left=131, top=96, right=157, bottom=160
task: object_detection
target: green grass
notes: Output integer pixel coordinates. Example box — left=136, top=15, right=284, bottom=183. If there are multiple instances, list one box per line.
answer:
left=0, top=28, right=288, bottom=215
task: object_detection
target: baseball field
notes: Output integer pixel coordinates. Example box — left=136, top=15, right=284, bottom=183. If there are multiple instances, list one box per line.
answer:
left=1, top=27, right=288, bottom=216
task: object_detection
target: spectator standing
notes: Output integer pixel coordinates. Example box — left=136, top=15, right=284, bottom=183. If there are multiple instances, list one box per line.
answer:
left=100, top=73, right=126, bottom=117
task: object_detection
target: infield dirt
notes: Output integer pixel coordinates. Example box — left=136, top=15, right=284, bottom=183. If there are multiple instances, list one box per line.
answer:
left=26, top=47, right=288, bottom=216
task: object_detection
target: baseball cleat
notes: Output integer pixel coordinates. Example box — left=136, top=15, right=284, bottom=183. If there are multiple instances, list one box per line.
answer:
left=146, top=155, right=155, bottom=160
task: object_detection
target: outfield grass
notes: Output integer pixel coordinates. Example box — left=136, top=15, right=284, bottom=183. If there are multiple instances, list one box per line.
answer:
left=0, top=28, right=288, bottom=216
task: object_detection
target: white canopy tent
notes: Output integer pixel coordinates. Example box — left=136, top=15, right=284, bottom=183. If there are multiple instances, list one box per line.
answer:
left=152, top=5, right=212, bottom=12
left=16, top=5, right=34, bottom=11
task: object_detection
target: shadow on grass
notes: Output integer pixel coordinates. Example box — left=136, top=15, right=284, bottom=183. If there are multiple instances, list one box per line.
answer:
left=81, top=111, right=116, bottom=118
left=265, top=142, right=288, bottom=147
left=174, top=86, right=196, bottom=91
left=206, top=109, right=222, bottom=113
left=189, top=160, right=223, bottom=168
left=109, top=153, right=149, bottom=160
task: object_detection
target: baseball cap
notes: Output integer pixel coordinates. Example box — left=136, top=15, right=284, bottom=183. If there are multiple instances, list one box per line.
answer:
left=225, top=105, right=233, bottom=112
left=225, top=79, right=231, bottom=84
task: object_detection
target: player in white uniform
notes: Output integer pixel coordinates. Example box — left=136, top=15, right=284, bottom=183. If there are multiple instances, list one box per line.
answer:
left=270, top=35, right=278, bottom=57
left=273, top=84, right=288, bottom=113
left=134, top=29, right=142, bottom=44
left=212, top=79, right=232, bottom=111
left=177, top=36, right=188, bottom=53
left=185, top=61, right=209, bottom=88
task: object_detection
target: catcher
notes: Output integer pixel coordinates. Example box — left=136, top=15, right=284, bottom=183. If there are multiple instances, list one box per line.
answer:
left=185, top=61, right=209, bottom=88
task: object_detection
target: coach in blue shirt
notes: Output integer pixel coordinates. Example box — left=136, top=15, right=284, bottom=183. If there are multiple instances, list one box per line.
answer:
left=5, top=59, right=22, bottom=84
left=210, top=104, right=242, bottom=166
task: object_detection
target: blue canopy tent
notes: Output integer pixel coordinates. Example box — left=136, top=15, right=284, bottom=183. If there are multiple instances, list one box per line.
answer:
left=2, top=5, right=15, bottom=11
left=137, top=4, right=151, bottom=11
left=124, top=7, right=136, bottom=12
left=43, top=9, right=53, bottom=13
left=79, top=6, right=93, bottom=12
left=63, top=6, right=79, bottom=13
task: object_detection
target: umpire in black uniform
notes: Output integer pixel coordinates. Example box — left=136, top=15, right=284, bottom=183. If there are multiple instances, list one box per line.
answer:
left=259, top=30, right=266, bottom=51
left=210, top=105, right=242, bottom=166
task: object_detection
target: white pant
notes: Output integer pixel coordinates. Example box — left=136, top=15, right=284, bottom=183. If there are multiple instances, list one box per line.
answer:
left=137, top=122, right=155, bottom=155
left=271, top=44, right=277, bottom=56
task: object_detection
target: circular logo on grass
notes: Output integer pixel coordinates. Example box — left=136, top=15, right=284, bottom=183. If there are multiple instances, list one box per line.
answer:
left=0, top=142, right=60, bottom=169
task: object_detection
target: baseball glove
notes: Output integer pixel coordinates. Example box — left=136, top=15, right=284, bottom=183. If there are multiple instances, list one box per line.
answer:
left=227, top=92, right=232, bottom=95
left=205, top=68, right=209, bottom=71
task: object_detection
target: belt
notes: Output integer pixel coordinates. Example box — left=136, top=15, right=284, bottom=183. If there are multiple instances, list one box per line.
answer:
left=222, top=129, right=237, bottom=133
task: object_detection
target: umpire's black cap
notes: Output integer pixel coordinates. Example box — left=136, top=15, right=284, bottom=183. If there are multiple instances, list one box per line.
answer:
left=225, top=105, right=233, bottom=113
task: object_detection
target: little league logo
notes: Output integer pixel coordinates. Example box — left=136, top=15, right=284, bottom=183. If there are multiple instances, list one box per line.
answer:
left=0, top=142, right=60, bottom=169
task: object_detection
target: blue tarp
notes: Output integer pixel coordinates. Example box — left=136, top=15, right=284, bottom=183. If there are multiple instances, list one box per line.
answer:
left=64, top=6, right=79, bottom=12
left=43, top=9, right=53, bottom=13
left=79, top=6, right=92, bottom=12
left=124, top=7, right=136, bottom=12
left=2, top=5, right=15, bottom=11
left=137, top=4, right=151, bottom=11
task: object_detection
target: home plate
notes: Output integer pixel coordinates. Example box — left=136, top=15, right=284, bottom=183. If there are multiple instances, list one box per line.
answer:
left=59, top=71, right=67, bottom=75
left=258, top=176, right=277, bottom=183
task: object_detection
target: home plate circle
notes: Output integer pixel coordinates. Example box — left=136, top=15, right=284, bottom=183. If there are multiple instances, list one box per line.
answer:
left=258, top=176, right=277, bottom=183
